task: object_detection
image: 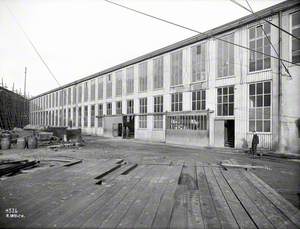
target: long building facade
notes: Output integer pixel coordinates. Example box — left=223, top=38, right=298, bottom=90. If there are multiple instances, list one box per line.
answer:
left=29, top=1, right=300, bottom=154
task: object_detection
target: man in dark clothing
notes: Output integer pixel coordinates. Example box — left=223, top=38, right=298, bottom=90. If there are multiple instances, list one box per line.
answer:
left=251, top=131, right=259, bottom=158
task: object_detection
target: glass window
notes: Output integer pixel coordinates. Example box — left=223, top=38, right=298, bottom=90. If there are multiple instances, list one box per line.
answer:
left=115, top=70, right=122, bottom=97
left=192, top=90, right=206, bottom=111
left=154, top=95, right=163, bottom=113
left=139, top=115, right=147, bottom=128
left=191, top=43, right=206, bottom=82
left=171, top=50, right=183, bottom=86
left=98, top=104, right=103, bottom=127
left=171, top=92, right=183, bottom=112
left=153, top=56, right=164, bottom=89
left=217, top=33, right=234, bottom=77
left=98, top=78, right=103, bottom=100
left=83, top=106, right=88, bottom=127
left=167, top=115, right=207, bottom=130
left=106, top=103, right=112, bottom=115
left=139, top=98, right=147, bottom=114
left=249, top=81, right=271, bottom=132
left=249, top=23, right=271, bottom=72
left=139, top=62, right=147, bottom=92
left=106, top=74, right=112, bottom=98
left=127, top=99, right=134, bottom=114
left=217, top=86, right=234, bottom=116
left=154, top=115, right=163, bottom=129
left=292, top=11, right=300, bottom=63
left=91, top=80, right=96, bottom=101
left=91, top=105, right=95, bottom=127
left=116, top=101, right=122, bottom=115
left=126, top=67, right=134, bottom=95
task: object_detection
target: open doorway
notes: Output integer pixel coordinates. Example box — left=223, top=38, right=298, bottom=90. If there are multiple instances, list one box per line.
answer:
left=224, top=120, right=235, bottom=147
left=123, top=115, right=135, bottom=138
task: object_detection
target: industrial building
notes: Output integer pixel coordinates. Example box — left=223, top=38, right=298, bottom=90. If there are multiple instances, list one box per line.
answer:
left=29, top=1, right=300, bottom=154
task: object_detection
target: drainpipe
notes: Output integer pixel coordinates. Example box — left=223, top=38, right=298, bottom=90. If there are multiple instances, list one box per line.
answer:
left=278, top=11, right=282, bottom=152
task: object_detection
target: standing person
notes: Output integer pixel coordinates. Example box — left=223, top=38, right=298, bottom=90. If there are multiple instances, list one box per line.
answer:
left=251, top=131, right=259, bottom=158
left=126, top=126, right=129, bottom=139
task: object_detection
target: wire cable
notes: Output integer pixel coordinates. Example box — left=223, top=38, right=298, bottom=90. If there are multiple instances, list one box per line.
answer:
left=243, top=0, right=292, bottom=78
left=230, top=0, right=300, bottom=41
left=103, top=0, right=299, bottom=66
left=4, top=2, right=61, bottom=86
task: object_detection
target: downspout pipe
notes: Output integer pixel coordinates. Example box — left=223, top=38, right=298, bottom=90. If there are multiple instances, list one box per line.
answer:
left=278, top=11, right=282, bottom=152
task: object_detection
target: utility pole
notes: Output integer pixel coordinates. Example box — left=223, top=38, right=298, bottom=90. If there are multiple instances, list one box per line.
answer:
left=24, top=67, right=27, bottom=98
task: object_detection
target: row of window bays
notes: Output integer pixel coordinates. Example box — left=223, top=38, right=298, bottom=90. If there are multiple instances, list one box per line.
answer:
left=31, top=80, right=272, bottom=133
left=31, top=10, right=300, bottom=112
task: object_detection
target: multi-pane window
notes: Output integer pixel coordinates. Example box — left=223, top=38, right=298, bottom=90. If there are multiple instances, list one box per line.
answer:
left=98, top=78, right=103, bottom=100
left=78, top=85, right=82, bottom=103
left=217, top=86, right=234, bottom=116
left=98, top=104, right=103, bottom=128
left=154, top=96, right=163, bottom=129
left=292, top=11, right=300, bottom=63
left=139, top=98, right=147, bottom=114
left=139, top=115, right=147, bottom=128
left=126, top=67, right=134, bottom=95
left=217, top=33, right=234, bottom=77
left=56, top=92, right=59, bottom=107
left=63, top=109, right=66, bottom=126
left=78, top=107, right=82, bottom=127
left=106, top=103, right=112, bottom=115
left=192, top=90, right=206, bottom=111
left=106, top=74, right=112, bottom=98
left=59, top=91, right=63, bottom=106
left=153, top=115, right=163, bottom=129
left=73, top=87, right=76, bottom=105
left=116, top=101, right=122, bottom=115
left=171, top=92, right=183, bottom=112
left=73, top=107, right=76, bottom=127
left=83, top=106, right=88, bottom=127
left=115, top=70, right=123, bottom=97
left=52, top=93, right=55, bottom=107
left=191, top=43, right=206, bottom=82
left=171, top=50, right=183, bottom=86
left=153, top=56, right=164, bottom=89
left=249, top=81, right=271, bottom=132
left=167, top=115, right=207, bottom=130
left=68, top=88, right=71, bottom=105
left=127, top=100, right=134, bottom=114
left=64, top=90, right=67, bottom=106
left=68, top=108, right=71, bottom=125
left=249, top=23, right=271, bottom=72
left=91, top=80, right=96, bottom=101
left=84, top=82, right=88, bottom=102
left=91, top=105, right=95, bottom=127
left=138, top=62, right=147, bottom=92
left=154, top=96, right=163, bottom=113
left=139, top=98, right=147, bottom=128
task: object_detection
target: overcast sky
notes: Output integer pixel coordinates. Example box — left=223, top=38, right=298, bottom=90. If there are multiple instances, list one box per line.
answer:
left=0, top=0, right=285, bottom=96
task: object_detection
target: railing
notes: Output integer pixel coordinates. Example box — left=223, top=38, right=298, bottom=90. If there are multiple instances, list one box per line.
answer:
left=246, top=132, right=272, bottom=150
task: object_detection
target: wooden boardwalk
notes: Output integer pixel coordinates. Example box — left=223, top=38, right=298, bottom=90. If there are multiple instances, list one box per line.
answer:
left=0, top=158, right=299, bottom=228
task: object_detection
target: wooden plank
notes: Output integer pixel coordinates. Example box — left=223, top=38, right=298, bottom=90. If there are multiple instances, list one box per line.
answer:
left=186, top=190, right=205, bottom=228
left=204, top=167, right=239, bottom=229
left=233, top=170, right=298, bottom=229
left=59, top=165, right=151, bottom=228
left=133, top=166, right=181, bottom=228
left=116, top=165, right=167, bottom=228
left=221, top=169, right=275, bottom=228
left=151, top=165, right=183, bottom=228
left=212, top=167, right=256, bottom=229
left=99, top=166, right=158, bottom=228
left=244, top=170, right=300, bottom=228
left=196, top=166, right=221, bottom=229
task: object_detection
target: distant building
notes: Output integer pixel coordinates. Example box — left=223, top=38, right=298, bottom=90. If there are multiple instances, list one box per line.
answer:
left=0, top=86, right=29, bottom=130
left=29, top=0, right=300, bottom=154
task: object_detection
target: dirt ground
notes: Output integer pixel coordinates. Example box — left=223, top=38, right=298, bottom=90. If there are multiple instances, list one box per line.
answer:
left=1, top=135, right=299, bottom=209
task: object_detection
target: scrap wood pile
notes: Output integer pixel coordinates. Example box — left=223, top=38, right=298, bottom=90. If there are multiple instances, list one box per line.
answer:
left=0, top=126, right=83, bottom=150
left=0, top=159, right=39, bottom=177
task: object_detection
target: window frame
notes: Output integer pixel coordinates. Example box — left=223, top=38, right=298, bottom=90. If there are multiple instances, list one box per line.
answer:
left=216, top=86, right=235, bottom=117
left=192, top=90, right=206, bottom=111
left=170, top=49, right=183, bottom=86
left=171, top=92, right=183, bottom=112
left=217, top=33, right=235, bottom=78
left=191, top=42, right=207, bottom=83
left=290, top=10, right=300, bottom=65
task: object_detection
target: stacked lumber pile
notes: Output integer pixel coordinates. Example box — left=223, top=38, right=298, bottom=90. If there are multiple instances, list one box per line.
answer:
left=0, top=160, right=39, bottom=177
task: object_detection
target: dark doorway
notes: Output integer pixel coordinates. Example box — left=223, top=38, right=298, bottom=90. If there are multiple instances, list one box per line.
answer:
left=224, top=120, right=235, bottom=148
left=117, top=123, right=122, bottom=137
left=123, top=115, right=135, bottom=138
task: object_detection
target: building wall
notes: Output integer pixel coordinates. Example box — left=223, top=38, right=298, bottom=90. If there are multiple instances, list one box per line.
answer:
left=29, top=5, right=300, bottom=154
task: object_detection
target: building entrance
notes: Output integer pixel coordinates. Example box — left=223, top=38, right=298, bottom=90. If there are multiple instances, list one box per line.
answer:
left=224, top=120, right=234, bottom=148
left=123, top=115, right=135, bottom=138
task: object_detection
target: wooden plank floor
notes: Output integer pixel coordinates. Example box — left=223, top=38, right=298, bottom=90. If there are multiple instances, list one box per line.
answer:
left=0, top=159, right=299, bottom=229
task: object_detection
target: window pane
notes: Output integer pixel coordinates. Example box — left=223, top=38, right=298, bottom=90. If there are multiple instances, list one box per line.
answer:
left=264, top=95, right=271, bottom=106
left=264, top=107, right=271, bottom=119
left=256, top=107, right=263, bottom=119
left=229, top=104, right=234, bottom=115
left=257, top=83, right=263, bottom=94
left=249, top=108, right=255, bottom=120
left=256, top=120, right=263, bottom=132
left=217, top=104, right=222, bottom=116
left=249, top=96, right=255, bottom=107
left=257, top=95, right=263, bottom=107
left=264, top=121, right=270, bottom=132
left=249, top=84, right=256, bottom=95
left=249, top=121, right=255, bottom=132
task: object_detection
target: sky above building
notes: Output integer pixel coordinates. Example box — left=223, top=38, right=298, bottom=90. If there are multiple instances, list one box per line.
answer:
left=0, top=0, right=285, bottom=96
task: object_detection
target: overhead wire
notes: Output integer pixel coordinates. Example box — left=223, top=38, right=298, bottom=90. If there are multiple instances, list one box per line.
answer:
left=231, top=0, right=293, bottom=78
left=230, top=0, right=300, bottom=41
left=3, top=1, right=61, bottom=86
left=103, top=0, right=300, bottom=67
